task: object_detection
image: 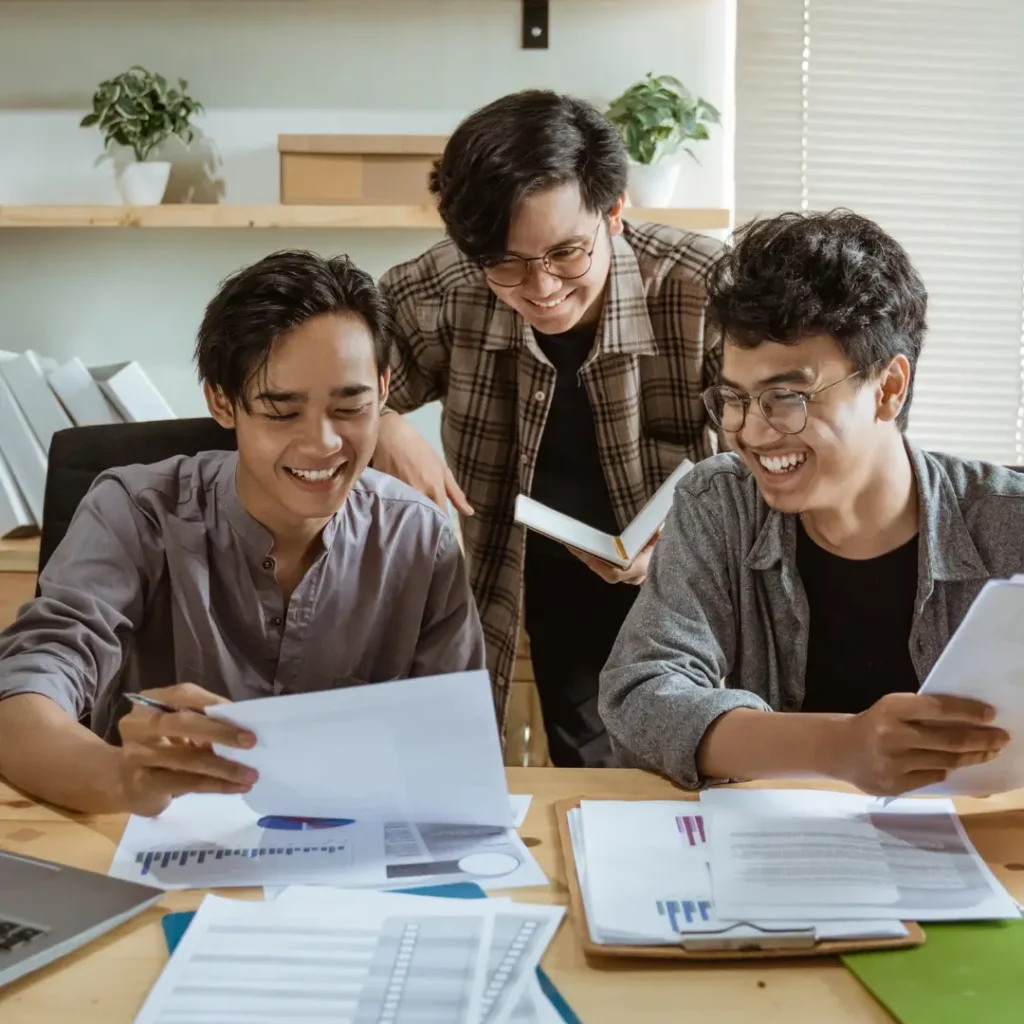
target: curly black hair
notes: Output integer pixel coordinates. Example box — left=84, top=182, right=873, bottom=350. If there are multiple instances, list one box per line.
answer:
left=706, top=210, right=928, bottom=428
left=429, top=89, right=628, bottom=261
left=195, top=250, right=394, bottom=411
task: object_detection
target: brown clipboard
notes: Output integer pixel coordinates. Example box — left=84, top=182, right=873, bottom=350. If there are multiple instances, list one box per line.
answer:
left=555, top=798, right=926, bottom=961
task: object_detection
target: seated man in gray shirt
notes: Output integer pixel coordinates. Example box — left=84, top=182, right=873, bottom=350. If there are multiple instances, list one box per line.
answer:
left=0, top=250, right=485, bottom=816
left=600, top=210, right=1018, bottom=797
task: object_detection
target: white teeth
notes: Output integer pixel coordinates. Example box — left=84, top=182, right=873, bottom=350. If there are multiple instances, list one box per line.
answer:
left=758, top=452, right=807, bottom=475
left=288, top=467, right=339, bottom=482
left=529, top=293, right=569, bottom=309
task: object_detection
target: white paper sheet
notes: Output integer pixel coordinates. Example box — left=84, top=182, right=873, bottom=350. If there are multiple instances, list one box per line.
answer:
left=257, top=888, right=565, bottom=1024
left=207, top=670, right=513, bottom=827
left=916, top=577, right=1024, bottom=795
left=570, top=801, right=907, bottom=946
left=701, top=789, right=1021, bottom=922
left=110, top=793, right=548, bottom=893
left=509, top=795, right=533, bottom=829
left=133, top=892, right=494, bottom=1024
left=708, top=812, right=902, bottom=908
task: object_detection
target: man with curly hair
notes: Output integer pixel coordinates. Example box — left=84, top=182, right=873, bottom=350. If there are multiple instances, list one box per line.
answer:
left=600, top=210, right=1022, bottom=797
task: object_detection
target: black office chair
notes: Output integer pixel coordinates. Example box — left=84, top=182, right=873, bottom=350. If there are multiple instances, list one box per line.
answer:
left=37, top=418, right=236, bottom=579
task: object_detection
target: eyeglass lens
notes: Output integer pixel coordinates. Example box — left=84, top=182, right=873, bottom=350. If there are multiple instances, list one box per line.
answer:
left=704, top=387, right=809, bottom=435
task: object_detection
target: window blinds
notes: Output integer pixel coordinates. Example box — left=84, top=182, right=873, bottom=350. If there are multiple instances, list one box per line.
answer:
left=736, top=0, right=1024, bottom=465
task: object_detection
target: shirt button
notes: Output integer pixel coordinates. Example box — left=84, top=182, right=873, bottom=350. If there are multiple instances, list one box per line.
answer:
left=534, top=390, right=545, bottom=402
left=271, top=616, right=283, bottom=627
left=520, top=454, right=529, bottom=465
left=262, top=558, right=274, bottom=571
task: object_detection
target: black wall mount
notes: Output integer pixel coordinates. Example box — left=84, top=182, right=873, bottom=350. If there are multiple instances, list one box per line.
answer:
left=522, top=0, right=549, bottom=49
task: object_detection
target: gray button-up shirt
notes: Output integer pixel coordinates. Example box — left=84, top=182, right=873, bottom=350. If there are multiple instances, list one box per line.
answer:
left=600, top=444, right=1024, bottom=789
left=0, top=450, right=485, bottom=741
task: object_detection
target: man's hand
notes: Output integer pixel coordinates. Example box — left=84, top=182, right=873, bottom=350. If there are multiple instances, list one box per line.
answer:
left=117, top=684, right=259, bottom=817
left=568, top=530, right=660, bottom=585
left=830, top=692, right=1009, bottom=797
left=374, top=412, right=473, bottom=517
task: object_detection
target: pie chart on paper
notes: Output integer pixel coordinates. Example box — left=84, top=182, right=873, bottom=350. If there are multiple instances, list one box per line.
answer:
left=257, top=816, right=356, bottom=831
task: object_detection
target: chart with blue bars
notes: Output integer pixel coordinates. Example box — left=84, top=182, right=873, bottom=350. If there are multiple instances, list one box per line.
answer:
left=656, top=898, right=713, bottom=933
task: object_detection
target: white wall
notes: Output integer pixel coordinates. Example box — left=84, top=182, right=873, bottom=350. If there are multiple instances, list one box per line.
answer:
left=0, top=0, right=734, bottom=439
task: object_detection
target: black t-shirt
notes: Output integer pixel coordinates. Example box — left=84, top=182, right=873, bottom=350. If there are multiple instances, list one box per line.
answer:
left=527, top=325, right=619, bottom=562
left=797, top=521, right=920, bottom=714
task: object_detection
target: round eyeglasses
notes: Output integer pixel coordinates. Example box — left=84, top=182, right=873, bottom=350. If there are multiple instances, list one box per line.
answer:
left=481, top=222, right=602, bottom=288
left=701, top=367, right=871, bottom=436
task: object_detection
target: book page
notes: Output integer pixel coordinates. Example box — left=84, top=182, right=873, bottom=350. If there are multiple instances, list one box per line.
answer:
left=512, top=496, right=623, bottom=564
left=618, top=459, right=694, bottom=559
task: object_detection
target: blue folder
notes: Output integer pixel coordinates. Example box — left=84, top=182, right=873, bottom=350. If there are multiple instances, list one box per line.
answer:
left=160, top=882, right=580, bottom=1023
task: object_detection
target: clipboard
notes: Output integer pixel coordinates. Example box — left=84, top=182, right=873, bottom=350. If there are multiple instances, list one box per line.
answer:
left=555, top=798, right=926, bottom=961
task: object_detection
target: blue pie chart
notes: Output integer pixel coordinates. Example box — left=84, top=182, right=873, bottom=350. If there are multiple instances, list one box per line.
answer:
left=257, top=815, right=355, bottom=831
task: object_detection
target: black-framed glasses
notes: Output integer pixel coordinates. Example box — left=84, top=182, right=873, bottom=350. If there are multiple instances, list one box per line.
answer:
left=701, top=366, right=874, bottom=435
left=480, top=222, right=603, bottom=287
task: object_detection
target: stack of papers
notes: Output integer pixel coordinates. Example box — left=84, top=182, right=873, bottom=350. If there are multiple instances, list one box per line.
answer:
left=134, top=886, right=565, bottom=1024
left=109, top=672, right=547, bottom=893
left=570, top=790, right=1020, bottom=947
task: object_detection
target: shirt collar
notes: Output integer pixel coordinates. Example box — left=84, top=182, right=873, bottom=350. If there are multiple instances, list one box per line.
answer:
left=216, top=451, right=341, bottom=559
left=481, top=231, right=659, bottom=357
left=743, top=439, right=989, bottom=582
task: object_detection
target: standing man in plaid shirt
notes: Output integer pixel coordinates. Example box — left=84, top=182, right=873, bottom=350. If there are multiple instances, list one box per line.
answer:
left=375, top=90, right=722, bottom=766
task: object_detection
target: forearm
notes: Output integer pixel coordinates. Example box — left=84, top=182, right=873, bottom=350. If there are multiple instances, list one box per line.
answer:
left=696, top=707, right=849, bottom=782
left=0, top=694, right=126, bottom=813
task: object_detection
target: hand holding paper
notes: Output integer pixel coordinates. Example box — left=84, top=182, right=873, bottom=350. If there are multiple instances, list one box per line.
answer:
left=830, top=691, right=1009, bottom=797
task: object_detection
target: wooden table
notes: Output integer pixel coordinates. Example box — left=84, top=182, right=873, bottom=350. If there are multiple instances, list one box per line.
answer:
left=1, top=769, right=1023, bottom=1022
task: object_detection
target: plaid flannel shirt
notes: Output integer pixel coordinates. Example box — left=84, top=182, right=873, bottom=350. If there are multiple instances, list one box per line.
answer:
left=379, top=221, right=724, bottom=726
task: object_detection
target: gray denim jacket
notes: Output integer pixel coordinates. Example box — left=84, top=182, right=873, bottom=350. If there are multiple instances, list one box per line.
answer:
left=599, top=444, right=1024, bottom=789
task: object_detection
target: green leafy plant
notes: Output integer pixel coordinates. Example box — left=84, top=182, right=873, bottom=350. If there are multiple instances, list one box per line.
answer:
left=80, top=65, right=204, bottom=163
left=606, top=73, right=720, bottom=166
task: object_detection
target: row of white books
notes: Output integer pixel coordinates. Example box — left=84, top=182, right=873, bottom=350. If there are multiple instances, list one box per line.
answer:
left=0, top=351, right=176, bottom=538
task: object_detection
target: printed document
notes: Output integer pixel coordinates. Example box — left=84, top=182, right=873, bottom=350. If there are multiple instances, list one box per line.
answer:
left=110, top=792, right=547, bottom=891
left=133, top=888, right=564, bottom=1024
left=571, top=800, right=906, bottom=946
left=110, top=671, right=547, bottom=891
left=701, top=789, right=1021, bottom=922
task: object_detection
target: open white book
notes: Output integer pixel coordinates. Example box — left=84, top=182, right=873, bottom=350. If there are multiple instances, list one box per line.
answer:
left=514, top=458, right=694, bottom=568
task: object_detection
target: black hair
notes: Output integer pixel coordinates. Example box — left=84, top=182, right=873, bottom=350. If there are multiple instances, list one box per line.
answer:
left=429, top=89, right=628, bottom=261
left=706, top=210, right=928, bottom=429
left=195, top=249, right=394, bottom=410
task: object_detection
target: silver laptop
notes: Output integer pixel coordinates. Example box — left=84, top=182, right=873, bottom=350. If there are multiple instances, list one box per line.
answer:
left=0, top=848, right=163, bottom=987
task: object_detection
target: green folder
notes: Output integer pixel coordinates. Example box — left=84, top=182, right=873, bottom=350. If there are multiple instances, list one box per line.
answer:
left=843, top=921, right=1024, bottom=1024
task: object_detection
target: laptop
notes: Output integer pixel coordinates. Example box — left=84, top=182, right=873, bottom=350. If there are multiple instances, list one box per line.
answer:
left=0, top=848, right=163, bottom=987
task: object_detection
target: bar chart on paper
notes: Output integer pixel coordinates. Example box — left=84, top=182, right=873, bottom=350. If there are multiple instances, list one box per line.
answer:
left=657, top=898, right=714, bottom=932
left=676, top=814, right=707, bottom=847
left=134, top=840, right=351, bottom=878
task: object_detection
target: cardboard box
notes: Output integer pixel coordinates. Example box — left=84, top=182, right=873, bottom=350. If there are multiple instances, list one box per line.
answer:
left=278, top=134, right=448, bottom=205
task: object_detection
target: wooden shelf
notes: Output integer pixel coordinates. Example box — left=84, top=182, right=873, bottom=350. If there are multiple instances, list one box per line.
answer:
left=0, top=204, right=731, bottom=231
left=0, top=536, right=39, bottom=574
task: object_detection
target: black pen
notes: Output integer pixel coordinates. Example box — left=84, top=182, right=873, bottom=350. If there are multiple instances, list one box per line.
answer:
left=123, top=692, right=205, bottom=715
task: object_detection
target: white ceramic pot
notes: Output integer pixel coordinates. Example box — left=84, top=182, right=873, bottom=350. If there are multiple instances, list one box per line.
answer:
left=115, top=161, right=172, bottom=205
left=626, top=162, right=681, bottom=208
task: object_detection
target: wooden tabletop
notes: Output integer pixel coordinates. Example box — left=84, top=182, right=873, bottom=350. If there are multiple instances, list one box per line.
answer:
left=1, top=768, right=1023, bottom=1022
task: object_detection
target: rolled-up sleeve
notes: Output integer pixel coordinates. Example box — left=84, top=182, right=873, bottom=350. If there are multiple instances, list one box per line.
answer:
left=411, top=524, right=486, bottom=679
left=598, top=479, right=769, bottom=789
left=0, top=478, right=157, bottom=719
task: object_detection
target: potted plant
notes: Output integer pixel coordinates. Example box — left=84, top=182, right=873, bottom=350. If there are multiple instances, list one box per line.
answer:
left=606, top=73, right=720, bottom=207
left=80, top=65, right=204, bottom=205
